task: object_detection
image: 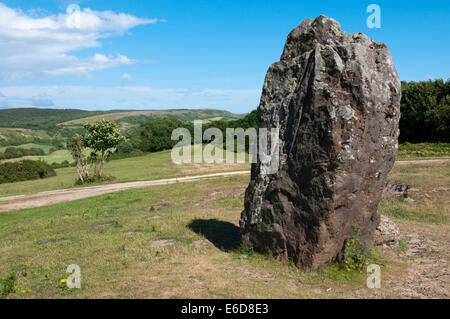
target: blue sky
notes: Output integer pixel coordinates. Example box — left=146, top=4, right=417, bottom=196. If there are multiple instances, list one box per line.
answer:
left=0, top=0, right=448, bottom=113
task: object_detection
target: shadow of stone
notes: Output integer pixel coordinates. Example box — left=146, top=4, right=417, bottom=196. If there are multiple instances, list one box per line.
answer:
left=188, top=219, right=241, bottom=252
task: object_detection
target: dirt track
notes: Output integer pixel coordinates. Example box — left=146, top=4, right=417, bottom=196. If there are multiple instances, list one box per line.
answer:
left=1, top=158, right=448, bottom=213
left=0, top=171, right=250, bottom=212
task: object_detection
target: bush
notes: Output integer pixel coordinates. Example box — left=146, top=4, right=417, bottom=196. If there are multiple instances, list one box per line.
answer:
left=0, top=147, right=45, bottom=160
left=51, top=160, right=72, bottom=169
left=74, top=174, right=115, bottom=185
left=0, top=160, right=56, bottom=184
left=342, top=227, right=371, bottom=272
left=116, top=141, right=134, bottom=154
left=0, top=270, right=18, bottom=298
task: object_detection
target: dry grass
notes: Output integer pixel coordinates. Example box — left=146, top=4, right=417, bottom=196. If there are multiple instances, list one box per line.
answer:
left=0, top=159, right=448, bottom=298
left=382, top=160, right=450, bottom=225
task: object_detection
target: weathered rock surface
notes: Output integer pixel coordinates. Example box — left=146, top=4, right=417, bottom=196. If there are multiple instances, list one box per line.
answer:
left=382, top=180, right=410, bottom=198
left=375, top=215, right=399, bottom=247
left=240, top=15, right=401, bottom=268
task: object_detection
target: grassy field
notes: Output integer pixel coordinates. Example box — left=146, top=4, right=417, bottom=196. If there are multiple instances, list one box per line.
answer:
left=0, top=143, right=448, bottom=197
left=0, top=143, right=54, bottom=153
left=0, top=158, right=448, bottom=298
left=0, top=147, right=250, bottom=197
left=0, top=128, right=52, bottom=146
left=0, top=149, right=83, bottom=165
left=59, top=109, right=243, bottom=126
left=381, top=161, right=450, bottom=225
left=397, top=143, right=450, bottom=160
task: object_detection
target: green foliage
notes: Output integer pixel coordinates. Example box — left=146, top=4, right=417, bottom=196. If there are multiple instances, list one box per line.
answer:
left=51, top=160, right=72, bottom=169
left=0, top=270, right=18, bottom=298
left=74, top=174, right=115, bottom=185
left=342, top=227, right=371, bottom=272
left=235, top=244, right=255, bottom=259
left=398, top=240, right=408, bottom=252
left=136, top=118, right=192, bottom=152
left=82, top=120, right=125, bottom=155
left=397, top=142, right=450, bottom=159
left=0, top=159, right=56, bottom=184
left=0, top=146, right=45, bottom=160
left=400, top=79, right=450, bottom=142
left=67, top=135, right=90, bottom=183
left=128, top=110, right=260, bottom=154
left=82, top=119, right=125, bottom=177
left=116, top=141, right=134, bottom=154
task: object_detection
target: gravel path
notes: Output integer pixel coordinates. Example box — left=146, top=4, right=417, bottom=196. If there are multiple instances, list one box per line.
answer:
left=0, top=171, right=250, bottom=212
left=1, top=158, right=448, bottom=213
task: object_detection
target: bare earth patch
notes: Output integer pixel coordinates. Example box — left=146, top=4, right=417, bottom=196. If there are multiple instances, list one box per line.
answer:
left=0, top=159, right=448, bottom=298
left=151, top=239, right=176, bottom=247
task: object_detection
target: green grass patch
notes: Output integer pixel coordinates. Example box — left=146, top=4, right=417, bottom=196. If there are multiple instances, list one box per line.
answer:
left=0, top=174, right=382, bottom=298
left=397, top=143, right=450, bottom=160
left=0, top=143, right=53, bottom=154
left=381, top=197, right=448, bottom=224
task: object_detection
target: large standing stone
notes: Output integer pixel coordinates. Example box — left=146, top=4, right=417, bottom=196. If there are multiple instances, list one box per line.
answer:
left=240, top=15, right=401, bottom=268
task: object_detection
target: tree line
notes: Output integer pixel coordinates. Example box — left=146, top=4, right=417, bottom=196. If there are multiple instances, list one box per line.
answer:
left=118, top=79, right=449, bottom=156
left=399, top=79, right=449, bottom=143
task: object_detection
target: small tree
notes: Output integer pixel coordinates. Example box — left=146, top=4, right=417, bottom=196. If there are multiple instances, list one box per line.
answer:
left=67, top=135, right=90, bottom=183
left=82, top=119, right=124, bottom=177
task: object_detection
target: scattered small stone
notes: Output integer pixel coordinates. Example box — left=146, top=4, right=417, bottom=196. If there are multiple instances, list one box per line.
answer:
left=95, top=223, right=112, bottom=229
left=151, top=239, right=175, bottom=247
left=382, top=181, right=410, bottom=198
left=124, top=231, right=142, bottom=236
left=375, top=215, right=399, bottom=248
left=148, top=215, right=161, bottom=220
left=192, top=239, right=206, bottom=248
left=150, top=204, right=169, bottom=211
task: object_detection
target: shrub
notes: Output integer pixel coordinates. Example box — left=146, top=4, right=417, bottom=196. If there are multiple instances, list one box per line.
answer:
left=51, top=160, right=72, bottom=169
left=0, top=147, right=45, bottom=160
left=342, top=227, right=371, bottom=272
left=0, top=270, right=18, bottom=298
left=0, top=160, right=56, bottom=184
left=74, top=174, right=114, bottom=185
left=116, top=141, right=134, bottom=154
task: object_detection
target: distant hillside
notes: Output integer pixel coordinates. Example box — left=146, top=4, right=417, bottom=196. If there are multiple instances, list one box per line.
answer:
left=0, top=108, right=245, bottom=146
left=58, top=109, right=243, bottom=127
left=0, top=108, right=243, bottom=129
left=0, top=108, right=111, bottom=131
left=0, top=127, right=53, bottom=146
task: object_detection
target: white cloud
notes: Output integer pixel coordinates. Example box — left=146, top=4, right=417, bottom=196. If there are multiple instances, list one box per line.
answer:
left=121, top=73, right=132, bottom=83
left=0, top=3, right=160, bottom=81
left=0, top=86, right=261, bottom=112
